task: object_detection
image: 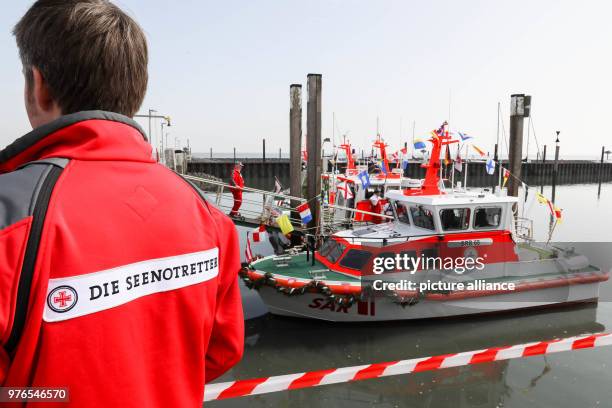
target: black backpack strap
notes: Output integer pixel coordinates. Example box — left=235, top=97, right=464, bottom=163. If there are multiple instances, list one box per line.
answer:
left=4, top=159, right=68, bottom=354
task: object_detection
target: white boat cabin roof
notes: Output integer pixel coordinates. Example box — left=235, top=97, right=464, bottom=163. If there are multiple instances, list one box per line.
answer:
left=385, top=189, right=519, bottom=206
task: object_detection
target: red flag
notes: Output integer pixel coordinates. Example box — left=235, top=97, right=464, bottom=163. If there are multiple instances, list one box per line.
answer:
left=454, top=147, right=462, bottom=172
left=245, top=232, right=253, bottom=262
left=444, top=145, right=451, bottom=166
left=554, top=206, right=563, bottom=222
left=252, top=225, right=267, bottom=242
left=337, top=181, right=354, bottom=199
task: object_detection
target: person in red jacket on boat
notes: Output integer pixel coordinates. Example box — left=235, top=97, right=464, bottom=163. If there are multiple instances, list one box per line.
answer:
left=230, top=162, right=245, bottom=217
left=368, top=190, right=384, bottom=224
left=0, top=1, right=243, bottom=406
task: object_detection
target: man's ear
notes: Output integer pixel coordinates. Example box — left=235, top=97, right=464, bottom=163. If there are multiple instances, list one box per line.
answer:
left=31, top=67, right=57, bottom=112
left=25, top=66, right=62, bottom=128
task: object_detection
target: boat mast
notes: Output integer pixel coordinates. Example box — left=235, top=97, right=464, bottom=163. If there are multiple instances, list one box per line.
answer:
left=372, top=135, right=390, bottom=176
left=448, top=91, right=453, bottom=190
left=496, top=102, right=502, bottom=192
left=339, top=137, right=355, bottom=171
left=463, top=144, right=468, bottom=188
left=408, top=126, right=457, bottom=196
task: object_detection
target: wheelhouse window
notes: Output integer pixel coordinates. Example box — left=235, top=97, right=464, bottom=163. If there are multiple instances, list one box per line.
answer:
left=319, top=238, right=346, bottom=263
left=410, top=205, right=435, bottom=230
left=339, top=249, right=372, bottom=270
left=394, top=202, right=410, bottom=224
left=439, top=208, right=470, bottom=231
left=473, top=207, right=502, bottom=229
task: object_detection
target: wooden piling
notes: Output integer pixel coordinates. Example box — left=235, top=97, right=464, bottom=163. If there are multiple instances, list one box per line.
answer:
left=598, top=145, right=605, bottom=197
left=262, top=138, right=266, bottom=162
left=552, top=132, right=560, bottom=204
left=306, top=74, right=322, bottom=229
left=289, top=84, right=303, bottom=200
left=507, top=94, right=530, bottom=198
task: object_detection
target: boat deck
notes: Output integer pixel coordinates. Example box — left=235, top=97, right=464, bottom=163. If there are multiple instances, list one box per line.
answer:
left=252, top=253, right=359, bottom=281
left=251, top=251, right=602, bottom=284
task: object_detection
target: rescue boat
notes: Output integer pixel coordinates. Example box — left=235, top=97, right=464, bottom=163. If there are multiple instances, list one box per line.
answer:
left=241, top=127, right=609, bottom=322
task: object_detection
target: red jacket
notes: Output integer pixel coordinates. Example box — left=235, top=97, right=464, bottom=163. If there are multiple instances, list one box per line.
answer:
left=0, top=111, right=244, bottom=407
left=231, top=169, right=244, bottom=190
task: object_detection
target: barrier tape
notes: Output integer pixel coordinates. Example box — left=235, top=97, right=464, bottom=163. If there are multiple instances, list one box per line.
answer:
left=204, top=332, right=612, bottom=401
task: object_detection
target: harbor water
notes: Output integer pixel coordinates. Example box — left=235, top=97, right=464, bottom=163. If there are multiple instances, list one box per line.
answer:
left=206, top=183, right=612, bottom=408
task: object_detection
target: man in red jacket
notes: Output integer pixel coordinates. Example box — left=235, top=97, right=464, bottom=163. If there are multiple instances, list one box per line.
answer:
left=0, top=1, right=243, bottom=406
left=229, top=162, right=245, bottom=217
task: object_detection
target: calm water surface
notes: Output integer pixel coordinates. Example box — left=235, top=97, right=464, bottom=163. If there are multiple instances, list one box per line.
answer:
left=207, top=183, right=612, bottom=408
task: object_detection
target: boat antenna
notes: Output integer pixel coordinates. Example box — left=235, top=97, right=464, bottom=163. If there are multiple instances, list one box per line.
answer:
left=332, top=112, right=335, bottom=147
left=399, top=116, right=402, bottom=148
left=496, top=102, right=502, bottom=192
left=448, top=88, right=452, bottom=134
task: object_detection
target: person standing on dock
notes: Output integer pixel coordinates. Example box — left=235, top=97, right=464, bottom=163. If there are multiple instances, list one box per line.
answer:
left=0, top=1, right=243, bottom=407
left=230, top=161, right=245, bottom=217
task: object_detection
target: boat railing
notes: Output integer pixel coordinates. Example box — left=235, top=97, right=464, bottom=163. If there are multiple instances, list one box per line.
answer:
left=182, top=174, right=395, bottom=233
left=514, top=217, right=534, bottom=241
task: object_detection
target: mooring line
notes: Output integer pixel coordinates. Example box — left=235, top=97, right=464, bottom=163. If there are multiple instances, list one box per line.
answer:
left=204, top=332, right=612, bottom=401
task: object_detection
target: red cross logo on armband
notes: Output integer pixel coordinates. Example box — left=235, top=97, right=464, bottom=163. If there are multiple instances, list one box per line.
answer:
left=47, top=286, right=79, bottom=313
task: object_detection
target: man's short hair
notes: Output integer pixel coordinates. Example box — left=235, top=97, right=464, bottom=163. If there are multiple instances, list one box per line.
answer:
left=13, top=0, right=148, bottom=117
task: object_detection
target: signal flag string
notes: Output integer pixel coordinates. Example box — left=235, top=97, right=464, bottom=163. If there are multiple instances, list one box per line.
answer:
left=204, top=332, right=612, bottom=402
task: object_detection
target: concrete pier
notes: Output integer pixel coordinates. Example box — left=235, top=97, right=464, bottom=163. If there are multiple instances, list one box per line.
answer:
left=187, top=158, right=612, bottom=190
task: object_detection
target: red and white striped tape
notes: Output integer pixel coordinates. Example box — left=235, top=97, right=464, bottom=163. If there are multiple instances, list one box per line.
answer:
left=204, top=332, right=612, bottom=401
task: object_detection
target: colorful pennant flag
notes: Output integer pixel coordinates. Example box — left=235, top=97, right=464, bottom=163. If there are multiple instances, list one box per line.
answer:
left=554, top=206, right=563, bottom=222
left=502, top=168, right=510, bottom=187
left=377, top=160, right=388, bottom=174
left=252, top=225, right=267, bottom=242
left=536, top=192, right=562, bottom=222
left=274, top=178, right=282, bottom=193
left=444, top=145, right=452, bottom=166
left=436, top=121, right=447, bottom=136
left=337, top=181, right=354, bottom=200
left=536, top=192, right=549, bottom=206
left=245, top=232, right=253, bottom=262
left=276, top=214, right=294, bottom=235
left=273, top=177, right=285, bottom=206
left=414, top=139, right=427, bottom=150
left=485, top=158, right=496, bottom=175
left=357, top=170, right=371, bottom=189
left=454, top=148, right=463, bottom=172
left=472, top=145, right=486, bottom=157
left=296, top=202, right=313, bottom=224
left=456, top=131, right=473, bottom=141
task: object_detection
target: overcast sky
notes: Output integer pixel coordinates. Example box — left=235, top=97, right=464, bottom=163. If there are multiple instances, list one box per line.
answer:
left=1, top=0, right=611, bottom=159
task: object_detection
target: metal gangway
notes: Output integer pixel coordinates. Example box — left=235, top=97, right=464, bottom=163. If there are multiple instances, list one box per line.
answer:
left=182, top=174, right=393, bottom=234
